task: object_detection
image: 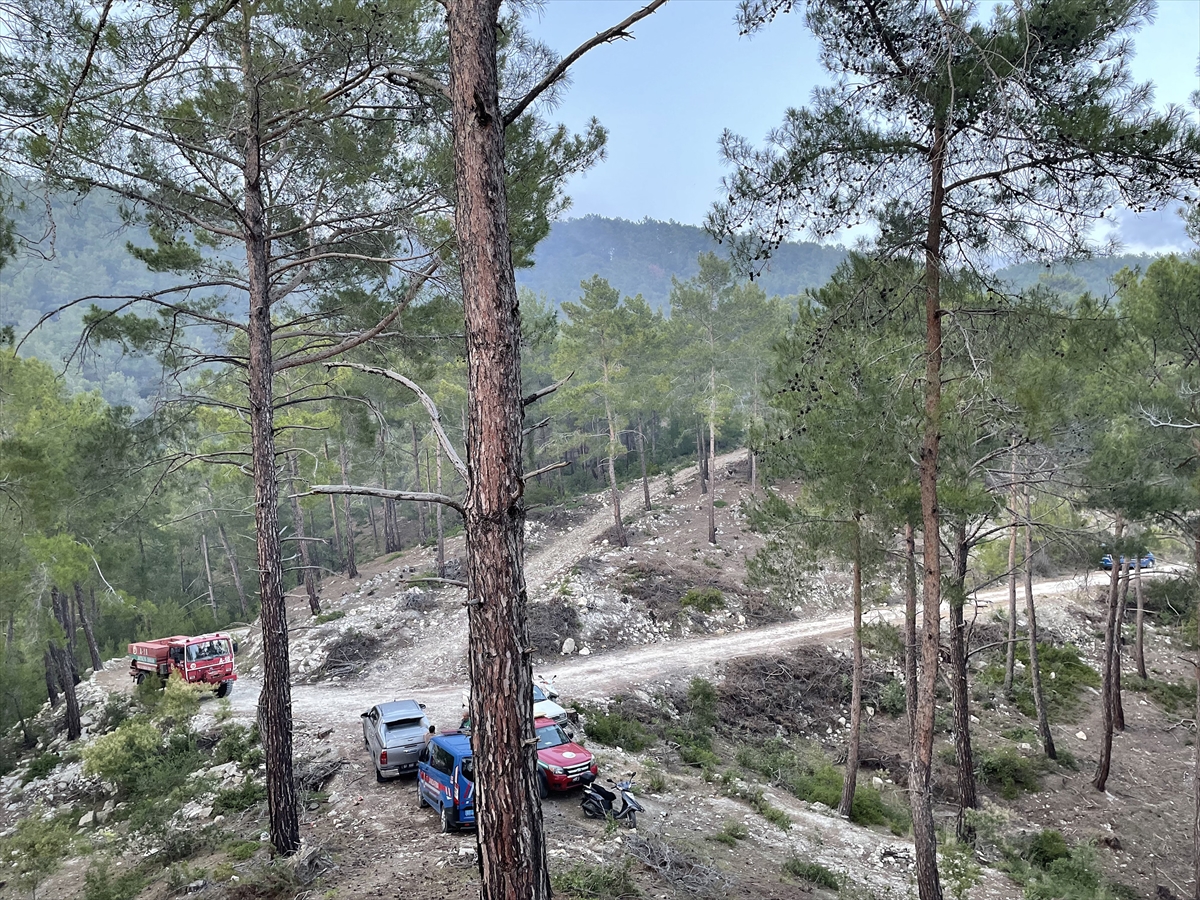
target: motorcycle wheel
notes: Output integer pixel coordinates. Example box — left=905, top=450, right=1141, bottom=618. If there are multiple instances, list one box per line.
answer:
left=624, top=810, right=637, bottom=830
left=581, top=799, right=602, bottom=820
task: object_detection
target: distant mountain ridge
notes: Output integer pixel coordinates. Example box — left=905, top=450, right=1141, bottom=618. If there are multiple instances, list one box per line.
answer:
left=516, top=215, right=1164, bottom=311
left=516, top=215, right=848, bottom=310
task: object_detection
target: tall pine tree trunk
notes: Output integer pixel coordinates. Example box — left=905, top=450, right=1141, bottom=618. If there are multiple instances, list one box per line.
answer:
left=325, top=443, right=344, bottom=568
left=1113, top=564, right=1129, bottom=732
left=948, top=525, right=978, bottom=839
left=1024, top=484, right=1055, bottom=759
left=696, top=423, right=707, bottom=495
left=904, top=522, right=918, bottom=743
left=1134, top=557, right=1146, bottom=679
left=201, top=534, right=218, bottom=623
left=287, top=452, right=321, bottom=615
left=603, top=397, right=628, bottom=548
left=43, top=647, right=59, bottom=708
left=48, top=641, right=80, bottom=740
left=1094, top=517, right=1125, bottom=792
left=340, top=443, right=358, bottom=578
left=447, top=1, right=548, bottom=895
left=435, top=444, right=445, bottom=579
left=912, top=121, right=947, bottom=900
left=1004, top=445, right=1019, bottom=695
left=73, top=582, right=103, bottom=671
left=707, top=403, right=717, bottom=545
left=638, top=423, right=651, bottom=511
left=242, top=15, right=298, bottom=854
left=1192, top=525, right=1200, bottom=900
left=839, top=514, right=863, bottom=818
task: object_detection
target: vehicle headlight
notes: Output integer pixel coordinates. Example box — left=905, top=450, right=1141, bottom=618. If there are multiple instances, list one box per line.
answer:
left=548, top=765, right=565, bottom=775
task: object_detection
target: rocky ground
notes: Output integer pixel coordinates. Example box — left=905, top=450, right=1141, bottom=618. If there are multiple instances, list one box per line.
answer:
left=1, top=452, right=1196, bottom=900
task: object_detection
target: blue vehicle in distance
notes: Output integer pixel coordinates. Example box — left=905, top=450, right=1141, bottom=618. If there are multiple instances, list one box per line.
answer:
left=417, top=731, right=475, bottom=833
left=1100, top=551, right=1154, bottom=571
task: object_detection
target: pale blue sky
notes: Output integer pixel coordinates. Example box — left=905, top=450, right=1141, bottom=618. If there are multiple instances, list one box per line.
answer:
left=524, top=0, right=1200, bottom=252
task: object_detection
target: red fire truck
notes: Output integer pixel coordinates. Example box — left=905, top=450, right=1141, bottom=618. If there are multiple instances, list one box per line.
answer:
left=128, top=633, right=238, bottom=697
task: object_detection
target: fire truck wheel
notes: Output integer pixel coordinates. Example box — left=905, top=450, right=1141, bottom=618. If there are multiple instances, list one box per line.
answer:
left=135, top=672, right=146, bottom=686
left=216, top=681, right=233, bottom=699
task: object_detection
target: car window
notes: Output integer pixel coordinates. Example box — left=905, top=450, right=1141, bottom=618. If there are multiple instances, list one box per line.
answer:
left=461, top=757, right=474, bottom=782
left=532, top=685, right=546, bottom=702
left=430, top=744, right=453, bottom=775
left=384, top=717, right=424, bottom=735
left=535, top=723, right=567, bottom=750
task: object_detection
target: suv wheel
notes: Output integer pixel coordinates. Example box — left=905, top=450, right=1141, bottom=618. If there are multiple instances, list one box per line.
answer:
left=417, top=786, right=428, bottom=808
left=439, top=805, right=454, bottom=833
left=376, top=766, right=386, bottom=784
left=538, top=773, right=548, bottom=799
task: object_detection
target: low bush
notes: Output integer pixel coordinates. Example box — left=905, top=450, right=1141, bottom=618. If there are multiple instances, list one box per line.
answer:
left=83, top=861, right=149, bottom=900
left=1023, top=846, right=1114, bottom=900
left=680, top=587, right=724, bottom=613
left=781, top=857, right=838, bottom=890
left=0, top=809, right=75, bottom=894
left=1126, top=675, right=1194, bottom=715
left=214, top=723, right=261, bottom=768
left=979, top=643, right=1098, bottom=721
left=577, top=703, right=652, bottom=752
left=313, top=609, right=346, bottom=625
left=22, top=751, right=61, bottom=785
left=975, top=746, right=1043, bottom=799
left=877, top=679, right=906, bottom=717
left=552, top=859, right=640, bottom=899
left=861, top=622, right=903, bottom=659
left=708, top=820, right=748, bottom=846
left=213, top=780, right=267, bottom=814
left=1025, top=829, right=1070, bottom=869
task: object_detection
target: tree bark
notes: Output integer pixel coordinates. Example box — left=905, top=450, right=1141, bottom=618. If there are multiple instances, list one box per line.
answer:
left=1023, top=485, right=1055, bottom=759
left=696, top=423, right=707, bottom=495
left=48, top=640, right=81, bottom=740
left=904, top=522, right=918, bottom=743
left=638, top=424, right=651, bottom=512
left=242, top=13, right=299, bottom=854
left=205, top=482, right=249, bottom=618
left=73, top=583, right=103, bottom=671
left=43, top=647, right=59, bottom=708
left=325, top=442, right=345, bottom=569
left=1093, top=517, right=1125, bottom=793
left=50, top=587, right=80, bottom=685
left=1004, top=444, right=1019, bottom=696
left=287, top=452, right=321, bottom=616
left=707, top=406, right=717, bottom=545
left=201, top=534, right=218, bottom=623
left=838, top=514, right=863, bottom=819
left=340, top=442, right=359, bottom=578
left=1134, top=556, right=1146, bottom=680
left=603, top=396, right=628, bottom=548
left=911, top=120, right=946, bottom=900
left=948, top=524, right=978, bottom=839
left=413, top=421, right=428, bottom=542
left=446, top=1, right=548, bottom=896
left=1192, top=525, right=1200, bottom=900
left=435, top=444, right=445, bottom=579
left=1113, top=563, right=1129, bottom=732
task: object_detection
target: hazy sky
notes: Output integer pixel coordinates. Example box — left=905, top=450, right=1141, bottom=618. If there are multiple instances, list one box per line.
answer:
left=524, top=0, right=1200, bottom=253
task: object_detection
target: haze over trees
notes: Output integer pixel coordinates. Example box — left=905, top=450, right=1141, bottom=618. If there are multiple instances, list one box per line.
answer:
left=2, top=0, right=1200, bottom=898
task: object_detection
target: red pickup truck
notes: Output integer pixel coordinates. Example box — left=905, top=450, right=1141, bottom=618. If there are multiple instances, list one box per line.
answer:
left=128, top=633, right=238, bottom=697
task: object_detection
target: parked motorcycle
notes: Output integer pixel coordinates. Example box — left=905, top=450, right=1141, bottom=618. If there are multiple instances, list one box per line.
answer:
left=580, top=772, right=643, bottom=829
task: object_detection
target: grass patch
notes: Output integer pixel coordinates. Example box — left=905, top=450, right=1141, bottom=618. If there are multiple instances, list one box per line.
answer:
left=313, top=609, right=346, bottom=625
left=736, top=739, right=908, bottom=834
left=1126, top=675, right=1194, bottom=715
left=707, top=820, right=748, bottom=846
left=781, top=857, right=839, bottom=890
left=84, top=861, right=149, bottom=900
left=552, top=859, right=640, bottom=899
left=225, top=839, right=262, bottom=862
left=577, top=703, right=652, bottom=752
left=980, top=643, right=1098, bottom=721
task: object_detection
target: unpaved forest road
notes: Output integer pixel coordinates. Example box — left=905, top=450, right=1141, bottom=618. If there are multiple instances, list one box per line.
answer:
left=229, top=559, right=1151, bottom=741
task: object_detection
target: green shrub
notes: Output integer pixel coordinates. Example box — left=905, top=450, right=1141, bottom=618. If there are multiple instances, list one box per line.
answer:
left=0, top=810, right=75, bottom=893
left=577, top=704, right=652, bottom=752
left=313, top=609, right=346, bottom=625
left=981, top=644, right=1098, bottom=721
left=1024, top=847, right=1113, bottom=900
left=975, top=746, right=1042, bottom=799
left=214, top=723, right=261, bottom=768
left=84, top=720, right=162, bottom=787
left=225, top=840, right=262, bottom=862
left=1025, top=829, right=1070, bottom=869
left=781, top=857, right=838, bottom=889
left=97, top=694, right=131, bottom=733
left=84, top=861, right=149, bottom=900
left=878, top=679, right=906, bottom=717
left=22, top=751, right=62, bottom=785
left=680, top=587, right=724, bottom=613
left=938, top=837, right=981, bottom=900
left=213, top=780, right=267, bottom=814
left=861, top=622, right=903, bottom=658
left=157, top=673, right=206, bottom=725
left=552, top=859, right=640, bottom=899
left=1126, top=675, right=1194, bottom=715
